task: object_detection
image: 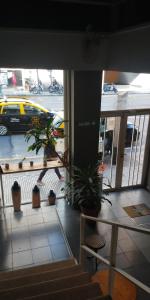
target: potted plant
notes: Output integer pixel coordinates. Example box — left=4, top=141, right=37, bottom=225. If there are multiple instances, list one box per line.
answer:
left=62, top=162, right=112, bottom=219
left=25, top=118, right=68, bottom=167
left=25, top=118, right=57, bottom=156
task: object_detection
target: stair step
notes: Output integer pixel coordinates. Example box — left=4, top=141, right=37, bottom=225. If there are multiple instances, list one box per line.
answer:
left=0, top=272, right=91, bottom=299
left=0, top=265, right=83, bottom=290
left=89, top=296, right=112, bottom=300
left=21, top=282, right=101, bottom=300
left=0, top=258, right=76, bottom=281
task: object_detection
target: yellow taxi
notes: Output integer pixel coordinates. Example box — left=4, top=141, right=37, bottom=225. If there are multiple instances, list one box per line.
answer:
left=0, top=97, right=54, bottom=135
left=52, top=111, right=64, bottom=138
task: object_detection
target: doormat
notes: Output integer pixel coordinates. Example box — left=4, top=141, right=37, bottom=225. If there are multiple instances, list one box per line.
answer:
left=123, top=203, right=150, bottom=218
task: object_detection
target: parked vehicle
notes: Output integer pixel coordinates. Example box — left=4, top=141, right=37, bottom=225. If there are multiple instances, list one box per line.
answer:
left=0, top=97, right=54, bottom=135
left=103, top=83, right=118, bottom=94
left=48, top=80, right=64, bottom=95
left=99, top=120, right=140, bottom=155
left=29, top=82, right=43, bottom=94
left=52, top=111, right=64, bottom=137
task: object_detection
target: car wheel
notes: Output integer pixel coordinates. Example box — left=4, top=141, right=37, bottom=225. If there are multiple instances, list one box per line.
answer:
left=0, top=125, right=8, bottom=136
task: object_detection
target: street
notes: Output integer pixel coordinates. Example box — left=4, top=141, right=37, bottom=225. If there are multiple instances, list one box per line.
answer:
left=1, top=92, right=150, bottom=162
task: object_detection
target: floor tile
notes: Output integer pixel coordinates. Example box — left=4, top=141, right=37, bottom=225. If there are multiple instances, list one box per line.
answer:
left=125, top=249, right=148, bottom=266
left=13, top=250, right=33, bottom=268
left=11, top=215, right=28, bottom=228
left=51, top=243, right=70, bottom=261
left=118, top=236, right=138, bottom=252
left=32, top=246, right=53, bottom=263
left=30, top=235, right=49, bottom=249
left=12, top=237, right=31, bottom=253
left=27, top=214, right=44, bottom=226
left=47, top=229, right=65, bottom=245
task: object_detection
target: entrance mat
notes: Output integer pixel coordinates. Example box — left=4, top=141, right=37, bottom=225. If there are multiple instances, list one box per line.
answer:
left=123, top=203, right=150, bottom=218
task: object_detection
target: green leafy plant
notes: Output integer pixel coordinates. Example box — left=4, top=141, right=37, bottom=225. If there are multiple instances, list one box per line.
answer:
left=62, top=162, right=112, bottom=211
left=25, top=118, right=57, bottom=155
left=25, top=118, right=68, bottom=169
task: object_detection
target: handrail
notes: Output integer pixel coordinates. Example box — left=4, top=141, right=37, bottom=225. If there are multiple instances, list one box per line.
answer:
left=80, top=213, right=150, bottom=297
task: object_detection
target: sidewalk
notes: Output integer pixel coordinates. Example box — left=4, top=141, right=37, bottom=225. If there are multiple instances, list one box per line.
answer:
left=1, top=87, right=63, bottom=97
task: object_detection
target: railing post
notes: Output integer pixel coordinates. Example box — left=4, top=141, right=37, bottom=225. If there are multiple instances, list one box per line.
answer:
left=80, top=214, right=86, bottom=266
left=108, top=223, right=118, bottom=297
left=0, top=172, right=4, bottom=207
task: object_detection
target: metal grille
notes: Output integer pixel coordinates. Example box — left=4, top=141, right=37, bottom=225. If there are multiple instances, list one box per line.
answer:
left=99, top=113, right=150, bottom=189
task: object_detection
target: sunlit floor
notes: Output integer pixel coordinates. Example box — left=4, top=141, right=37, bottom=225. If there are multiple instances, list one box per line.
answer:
left=0, top=203, right=71, bottom=271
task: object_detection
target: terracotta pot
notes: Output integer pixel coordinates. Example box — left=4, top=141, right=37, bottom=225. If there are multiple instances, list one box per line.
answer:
left=11, top=181, right=21, bottom=212
left=48, top=196, right=56, bottom=205
left=32, top=185, right=40, bottom=208
left=5, top=163, right=9, bottom=170
left=12, top=191, right=21, bottom=212
left=48, top=190, right=56, bottom=205
left=18, top=162, right=22, bottom=169
left=30, top=161, right=33, bottom=167
left=43, top=160, right=47, bottom=167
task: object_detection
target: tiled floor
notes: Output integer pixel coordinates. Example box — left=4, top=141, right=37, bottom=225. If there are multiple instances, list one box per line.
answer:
left=0, top=203, right=71, bottom=271
left=0, top=188, right=150, bottom=299
left=57, top=188, right=150, bottom=299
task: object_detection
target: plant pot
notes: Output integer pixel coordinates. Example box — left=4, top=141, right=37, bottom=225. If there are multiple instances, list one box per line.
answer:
left=18, top=162, right=22, bottom=169
left=5, top=163, right=9, bottom=170
left=11, top=181, right=21, bottom=212
left=32, top=185, right=40, bottom=208
left=48, top=190, right=56, bottom=205
left=48, top=196, right=56, bottom=205
left=80, top=206, right=101, bottom=226
left=12, top=191, right=21, bottom=212
left=30, top=161, right=33, bottom=167
left=43, top=159, right=47, bottom=167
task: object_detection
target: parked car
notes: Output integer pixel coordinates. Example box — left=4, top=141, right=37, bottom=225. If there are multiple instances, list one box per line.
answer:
left=99, top=121, right=140, bottom=155
left=0, top=97, right=54, bottom=135
left=52, top=111, right=64, bottom=137
left=103, top=83, right=118, bottom=94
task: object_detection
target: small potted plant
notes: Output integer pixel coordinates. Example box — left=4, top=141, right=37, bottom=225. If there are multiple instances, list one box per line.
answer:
left=62, top=162, right=112, bottom=220
left=18, top=157, right=26, bottom=169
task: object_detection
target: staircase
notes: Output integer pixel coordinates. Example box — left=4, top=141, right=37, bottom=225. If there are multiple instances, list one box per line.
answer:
left=0, top=257, right=111, bottom=300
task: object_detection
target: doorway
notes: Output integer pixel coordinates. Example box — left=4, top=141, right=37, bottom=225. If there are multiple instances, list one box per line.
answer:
left=99, top=111, right=150, bottom=189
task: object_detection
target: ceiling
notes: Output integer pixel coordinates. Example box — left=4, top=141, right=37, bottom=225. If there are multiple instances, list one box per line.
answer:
left=1, top=0, right=150, bottom=34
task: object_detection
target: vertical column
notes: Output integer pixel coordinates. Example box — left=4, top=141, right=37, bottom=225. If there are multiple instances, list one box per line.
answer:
left=115, top=114, right=127, bottom=188
left=70, top=71, right=102, bottom=168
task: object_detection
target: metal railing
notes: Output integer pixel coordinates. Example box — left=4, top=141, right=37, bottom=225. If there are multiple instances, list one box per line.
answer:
left=80, top=214, right=150, bottom=297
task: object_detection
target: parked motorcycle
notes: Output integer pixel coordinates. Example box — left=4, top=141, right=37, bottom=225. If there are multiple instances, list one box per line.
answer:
left=29, top=82, right=43, bottom=94
left=103, top=83, right=118, bottom=94
left=48, top=80, right=64, bottom=95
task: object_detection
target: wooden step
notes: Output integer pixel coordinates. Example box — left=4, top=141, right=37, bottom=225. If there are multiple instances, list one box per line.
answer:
left=0, top=272, right=91, bottom=299
left=0, top=257, right=76, bottom=281
left=21, top=282, right=101, bottom=300
left=89, top=296, right=112, bottom=300
left=0, top=265, right=83, bottom=290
